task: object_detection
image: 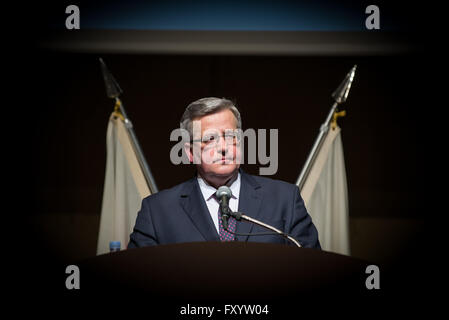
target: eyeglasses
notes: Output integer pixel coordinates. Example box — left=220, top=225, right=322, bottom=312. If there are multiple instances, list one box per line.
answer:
left=191, top=131, right=241, bottom=147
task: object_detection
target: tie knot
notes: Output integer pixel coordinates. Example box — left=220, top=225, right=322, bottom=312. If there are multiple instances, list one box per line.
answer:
left=210, top=193, right=219, bottom=203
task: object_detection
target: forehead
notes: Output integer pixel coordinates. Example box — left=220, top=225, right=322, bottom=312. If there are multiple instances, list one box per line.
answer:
left=196, top=109, right=237, bottom=132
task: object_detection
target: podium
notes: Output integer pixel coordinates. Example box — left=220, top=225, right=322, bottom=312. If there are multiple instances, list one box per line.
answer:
left=79, top=242, right=371, bottom=301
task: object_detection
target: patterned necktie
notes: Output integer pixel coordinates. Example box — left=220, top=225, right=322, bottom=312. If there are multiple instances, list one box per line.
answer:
left=215, top=195, right=236, bottom=241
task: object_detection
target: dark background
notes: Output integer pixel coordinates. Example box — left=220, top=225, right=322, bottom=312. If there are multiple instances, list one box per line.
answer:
left=6, top=0, right=438, bottom=304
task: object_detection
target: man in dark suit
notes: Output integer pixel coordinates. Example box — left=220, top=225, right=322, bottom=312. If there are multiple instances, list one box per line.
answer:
left=128, top=97, right=320, bottom=248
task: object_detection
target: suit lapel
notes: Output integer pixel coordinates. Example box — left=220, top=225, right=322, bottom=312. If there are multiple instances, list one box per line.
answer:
left=180, top=178, right=220, bottom=242
left=235, top=170, right=263, bottom=242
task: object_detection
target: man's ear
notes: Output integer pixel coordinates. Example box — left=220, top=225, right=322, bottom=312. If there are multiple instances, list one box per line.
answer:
left=184, top=142, right=193, bottom=163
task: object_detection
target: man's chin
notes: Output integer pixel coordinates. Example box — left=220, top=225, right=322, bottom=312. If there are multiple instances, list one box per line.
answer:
left=205, top=164, right=239, bottom=176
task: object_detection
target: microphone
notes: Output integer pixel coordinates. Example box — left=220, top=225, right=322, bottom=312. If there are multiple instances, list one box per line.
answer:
left=216, top=186, right=232, bottom=230
left=215, top=186, right=302, bottom=247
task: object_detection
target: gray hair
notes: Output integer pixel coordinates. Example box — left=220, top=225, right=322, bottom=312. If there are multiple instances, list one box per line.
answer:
left=180, top=97, right=242, bottom=139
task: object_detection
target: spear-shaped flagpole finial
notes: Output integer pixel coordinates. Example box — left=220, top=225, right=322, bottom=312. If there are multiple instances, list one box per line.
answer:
left=332, top=65, right=357, bottom=104
left=99, top=57, right=123, bottom=99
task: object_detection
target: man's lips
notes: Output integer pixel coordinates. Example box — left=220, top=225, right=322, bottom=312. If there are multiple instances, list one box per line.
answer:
left=214, top=157, right=235, bottom=163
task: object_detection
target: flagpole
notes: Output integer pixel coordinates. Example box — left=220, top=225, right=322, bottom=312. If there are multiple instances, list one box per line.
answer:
left=296, top=65, right=357, bottom=190
left=99, top=58, right=159, bottom=194
left=114, top=97, right=159, bottom=194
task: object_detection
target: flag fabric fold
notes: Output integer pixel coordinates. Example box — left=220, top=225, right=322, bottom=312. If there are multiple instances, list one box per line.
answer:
left=300, top=125, right=350, bottom=255
left=96, top=113, right=151, bottom=255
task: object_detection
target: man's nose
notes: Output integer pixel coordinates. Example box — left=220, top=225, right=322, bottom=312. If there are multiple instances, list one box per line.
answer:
left=216, top=135, right=231, bottom=154
left=216, top=136, right=226, bottom=153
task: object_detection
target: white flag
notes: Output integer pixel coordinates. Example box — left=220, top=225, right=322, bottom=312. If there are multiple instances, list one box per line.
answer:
left=97, top=113, right=151, bottom=255
left=300, top=125, right=350, bottom=255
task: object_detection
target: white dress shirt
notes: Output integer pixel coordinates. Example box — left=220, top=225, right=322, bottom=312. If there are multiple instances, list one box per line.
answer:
left=197, top=172, right=241, bottom=233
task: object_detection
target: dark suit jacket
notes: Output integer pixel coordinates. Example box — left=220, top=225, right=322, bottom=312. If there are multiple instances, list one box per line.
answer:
left=128, top=169, right=320, bottom=249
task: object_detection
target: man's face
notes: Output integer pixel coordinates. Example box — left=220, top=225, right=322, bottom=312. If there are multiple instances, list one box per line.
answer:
left=187, top=109, right=241, bottom=178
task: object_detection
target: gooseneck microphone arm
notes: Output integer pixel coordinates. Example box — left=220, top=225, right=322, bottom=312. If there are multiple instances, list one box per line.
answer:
left=220, top=197, right=231, bottom=230
left=216, top=186, right=232, bottom=230
left=230, top=211, right=302, bottom=248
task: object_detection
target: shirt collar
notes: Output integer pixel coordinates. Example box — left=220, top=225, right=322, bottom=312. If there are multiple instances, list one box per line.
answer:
left=197, top=172, right=241, bottom=201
